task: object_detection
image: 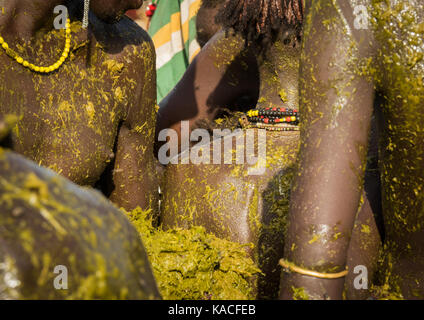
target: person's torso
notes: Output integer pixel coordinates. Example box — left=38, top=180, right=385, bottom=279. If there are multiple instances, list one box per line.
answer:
left=0, top=18, right=143, bottom=186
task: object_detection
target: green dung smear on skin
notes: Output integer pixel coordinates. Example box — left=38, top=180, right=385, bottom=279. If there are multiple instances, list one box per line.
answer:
left=291, top=286, right=310, bottom=300
left=125, top=207, right=261, bottom=300
left=0, top=114, right=19, bottom=141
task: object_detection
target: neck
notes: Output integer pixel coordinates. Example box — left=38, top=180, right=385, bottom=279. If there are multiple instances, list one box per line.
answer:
left=0, top=0, right=70, bottom=40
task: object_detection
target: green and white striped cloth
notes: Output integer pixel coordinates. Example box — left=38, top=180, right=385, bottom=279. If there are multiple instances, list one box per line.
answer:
left=148, top=0, right=201, bottom=103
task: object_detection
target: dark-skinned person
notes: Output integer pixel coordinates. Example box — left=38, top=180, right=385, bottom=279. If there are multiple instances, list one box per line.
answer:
left=280, top=0, right=423, bottom=300
left=0, top=0, right=158, bottom=213
left=196, top=0, right=226, bottom=47
left=155, top=0, right=382, bottom=299
left=0, top=114, right=160, bottom=299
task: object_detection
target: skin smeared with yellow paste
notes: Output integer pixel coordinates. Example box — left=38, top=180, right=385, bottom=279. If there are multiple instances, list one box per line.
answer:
left=280, top=0, right=424, bottom=300
left=0, top=0, right=158, bottom=213
left=1, top=114, right=261, bottom=301
left=156, top=24, right=382, bottom=299
left=0, top=114, right=160, bottom=299
left=156, top=28, right=302, bottom=299
left=0, top=1, right=259, bottom=301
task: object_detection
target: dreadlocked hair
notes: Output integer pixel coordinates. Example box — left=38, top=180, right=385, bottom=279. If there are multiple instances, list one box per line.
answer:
left=216, top=0, right=304, bottom=50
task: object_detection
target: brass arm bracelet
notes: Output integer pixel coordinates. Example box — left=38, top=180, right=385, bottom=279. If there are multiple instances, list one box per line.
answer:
left=279, top=259, right=348, bottom=279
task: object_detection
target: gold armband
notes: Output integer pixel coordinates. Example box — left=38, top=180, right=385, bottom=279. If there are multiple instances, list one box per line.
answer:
left=279, top=259, right=348, bottom=279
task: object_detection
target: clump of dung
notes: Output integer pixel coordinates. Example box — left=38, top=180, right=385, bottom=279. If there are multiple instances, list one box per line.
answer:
left=125, top=207, right=261, bottom=300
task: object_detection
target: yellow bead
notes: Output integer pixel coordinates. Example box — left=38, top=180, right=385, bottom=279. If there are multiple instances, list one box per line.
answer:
left=291, top=116, right=296, bottom=122
left=1, top=24, right=70, bottom=74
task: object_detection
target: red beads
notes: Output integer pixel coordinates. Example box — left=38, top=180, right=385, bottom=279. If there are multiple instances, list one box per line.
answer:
left=146, top=3, right=157, bottom=17
left=244, top=107, right=300, bottom=128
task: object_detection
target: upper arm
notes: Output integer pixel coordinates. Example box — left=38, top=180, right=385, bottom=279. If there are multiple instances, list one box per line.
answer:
left=125, top=34, right=157, bottom=133
left=109, top=33, right=158, bottom=210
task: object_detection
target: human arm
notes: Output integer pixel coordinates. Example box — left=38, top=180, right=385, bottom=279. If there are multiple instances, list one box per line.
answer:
left=154, top=30, right=258, bottom=156
left=279, top=0, right=375, bottom=300
left=109, top=36, right=159, bottom=212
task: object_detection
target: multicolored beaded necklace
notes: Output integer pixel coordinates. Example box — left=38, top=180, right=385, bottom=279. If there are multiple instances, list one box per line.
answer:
left=239, top=107, right=300, bottom=131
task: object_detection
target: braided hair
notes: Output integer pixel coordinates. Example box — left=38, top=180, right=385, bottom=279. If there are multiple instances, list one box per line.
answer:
left=216, top=0, right=304, bottom=49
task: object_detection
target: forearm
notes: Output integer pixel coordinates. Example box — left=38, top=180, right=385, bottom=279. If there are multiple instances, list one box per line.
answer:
left=281, top=137, right=366, bottom=299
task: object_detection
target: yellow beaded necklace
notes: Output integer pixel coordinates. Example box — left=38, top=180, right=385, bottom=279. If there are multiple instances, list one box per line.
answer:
left=0, top=18, right=71, bottom=73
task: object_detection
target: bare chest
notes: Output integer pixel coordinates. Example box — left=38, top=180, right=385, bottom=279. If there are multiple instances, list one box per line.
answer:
left=0, top=46, right=135, bottom=184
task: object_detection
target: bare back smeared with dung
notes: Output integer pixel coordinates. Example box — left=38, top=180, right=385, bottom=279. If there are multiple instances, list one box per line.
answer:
left=216, top=0, right=304, bottom=49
